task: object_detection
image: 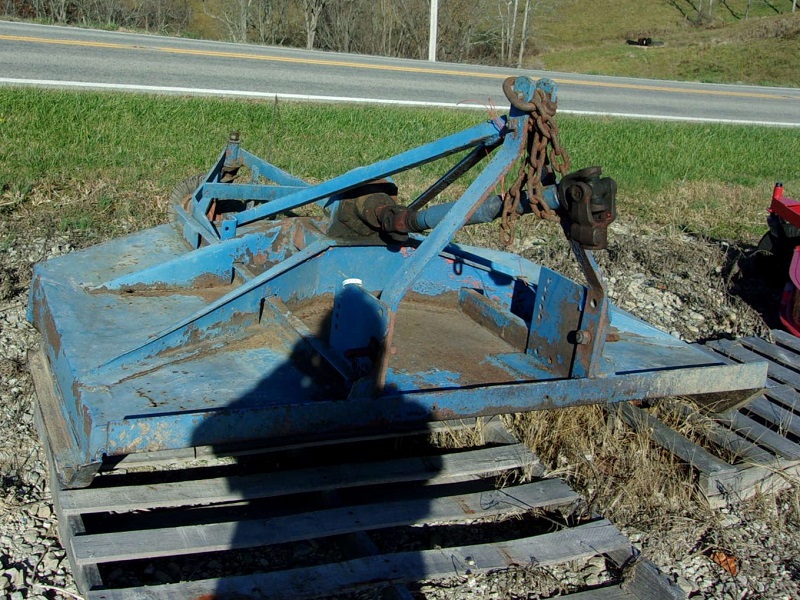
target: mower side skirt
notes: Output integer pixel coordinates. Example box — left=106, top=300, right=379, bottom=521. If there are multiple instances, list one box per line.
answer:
left=101, top=360, right=767, bottom=455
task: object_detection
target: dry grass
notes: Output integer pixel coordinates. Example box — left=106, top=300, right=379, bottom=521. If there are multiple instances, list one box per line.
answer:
left=626, top=180, right=768, bottom=243
left=2, top=178, right=169, bottom=248
left=509, top=406, right=698, bottom=524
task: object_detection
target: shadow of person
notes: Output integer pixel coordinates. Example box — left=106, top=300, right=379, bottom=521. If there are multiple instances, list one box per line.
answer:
left=188, top=301, right=444, bottom=600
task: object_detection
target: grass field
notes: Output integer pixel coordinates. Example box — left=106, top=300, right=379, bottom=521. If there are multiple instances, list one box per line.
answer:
left=2, top=88, right=799, bottom=245
left=533, top=1, right=800, bottom=86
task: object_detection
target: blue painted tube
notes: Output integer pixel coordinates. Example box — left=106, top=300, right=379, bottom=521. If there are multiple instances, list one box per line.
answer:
left=414, top=185, right=559, bottom=231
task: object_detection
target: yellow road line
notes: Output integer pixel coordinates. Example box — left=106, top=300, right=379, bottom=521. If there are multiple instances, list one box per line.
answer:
left=1, top=33, right=795, bottom=101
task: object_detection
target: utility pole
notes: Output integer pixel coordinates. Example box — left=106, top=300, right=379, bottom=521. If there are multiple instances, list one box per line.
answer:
left=429, top=0, right=438, bottom=61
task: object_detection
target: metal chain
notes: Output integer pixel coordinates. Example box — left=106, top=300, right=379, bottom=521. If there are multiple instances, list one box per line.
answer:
left=500, top=88, right=571, bottom=246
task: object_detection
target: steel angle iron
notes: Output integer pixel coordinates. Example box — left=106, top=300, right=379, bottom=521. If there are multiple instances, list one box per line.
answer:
left=28, top=77, right=767, bottom=488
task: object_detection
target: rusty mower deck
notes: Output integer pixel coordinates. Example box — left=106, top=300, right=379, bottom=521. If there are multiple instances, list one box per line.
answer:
left=27, top=76, right=766, bottom=490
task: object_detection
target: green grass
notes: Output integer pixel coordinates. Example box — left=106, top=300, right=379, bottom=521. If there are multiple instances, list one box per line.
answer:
left=533, top=5, right=800, bottom=87
left=1, top=88, right=798, bottom=242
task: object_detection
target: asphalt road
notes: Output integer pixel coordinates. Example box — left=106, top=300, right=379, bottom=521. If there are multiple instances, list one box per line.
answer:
left=2, top=20, right=799, bottom=126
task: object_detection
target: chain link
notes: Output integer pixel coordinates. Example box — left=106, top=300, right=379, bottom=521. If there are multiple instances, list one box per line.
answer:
left=500, top=88, right=571, bottom=246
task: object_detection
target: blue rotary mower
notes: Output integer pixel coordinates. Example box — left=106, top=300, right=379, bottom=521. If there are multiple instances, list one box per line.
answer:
left=28, top=76, right=767, bottom=488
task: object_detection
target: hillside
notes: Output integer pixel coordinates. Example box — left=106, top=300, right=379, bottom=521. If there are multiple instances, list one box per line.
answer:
left=532, top=0, right=800, bottom=86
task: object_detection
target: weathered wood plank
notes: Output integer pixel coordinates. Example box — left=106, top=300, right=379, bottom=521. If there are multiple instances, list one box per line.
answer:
left=707, top=339, right=800, bottom=390
left=612, top=403, right=766, bottom=498
left=738, top=336, right=800, bottom=382
left=772, top=329, right=800, bottom=355
left=59, top=443, right=535, bottom=515
left=716, top=411, right=800, bottom=461
left=72, top=479, right=577, bottom=564
left=106, top=418, right=491, bottom=478
left=86, top=519, right=629, bottom=600
left=764, top=385, right=800, bottom=413
left=29, top=349, right=105, bottom=593
left=614, top=404, right=734, bottom=476
left=745, top=397, right=800, bottom=438
left=707, top=461, right=800, bottom=506
left=106, top=418, right=482, bottom=471
left=675, top=404, right=774, bottom=464
left=558, top=587, right=635, bottom=600
left=316, top=488, right=415, bottom=600
left=604, top=549, right=685, bottom=600
left=621, top=559, right=686, bottom=600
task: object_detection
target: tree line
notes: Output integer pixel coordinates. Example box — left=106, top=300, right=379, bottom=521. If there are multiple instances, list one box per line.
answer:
left=3, top=0, right=797, bottom=66
left=2, top=0, right=558, bottom=67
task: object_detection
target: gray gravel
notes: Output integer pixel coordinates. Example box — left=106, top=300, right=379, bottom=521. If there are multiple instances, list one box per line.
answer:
left=1, top=236, right=78, bottom=599
left=1, top=224, right=798, bottom=599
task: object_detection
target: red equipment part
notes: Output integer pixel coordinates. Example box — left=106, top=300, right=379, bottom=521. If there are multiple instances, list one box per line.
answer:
left=767, top=183, right=800, bottom=336
left=780, top=248, right=800, bottom=336
left=769, top=182, right=800, bottom=226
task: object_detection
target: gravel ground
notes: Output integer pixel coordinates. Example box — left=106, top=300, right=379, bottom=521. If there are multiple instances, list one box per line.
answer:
left=1, top=221, right=798, bottom=599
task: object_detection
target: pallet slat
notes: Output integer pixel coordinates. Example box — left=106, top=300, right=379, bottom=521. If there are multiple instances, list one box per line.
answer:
left=745, top=396, right=800, bottom=438
left=772, top=329, right=800, bottom=354
left=560, top=587, right=636, bottom=600
left=717, top=411, right=800, bottom=460
left=676, top=404, right=775, bottom=464
left=72, top=479, right=578, bottom=565
left=60, top=443, right=534, bottom=516
left=614, top=403, right=734, bottom=476
left=739, top=336, right=800, bottom=382
left=87, top=520, right=630, bottom=600
left=631, top=331, right=800, bottom=506
left=707, top=338, right=800, bottom=389
left=764, top=385, right=800, bottom=413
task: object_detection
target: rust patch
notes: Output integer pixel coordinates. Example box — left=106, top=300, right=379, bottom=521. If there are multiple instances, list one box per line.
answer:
left=288, top=294, right=335, bottom=339
left=37, top=296, right=63, bottom=358
left=248, top=250, right=269, bottom=268
left=191, top=272, right=233, bottom=288
left=291, top=291, right=519, bottom=386
left=95, top=280, right=240, bottom=303
left=429, top=405, right=459, bottom=420
left=78, top=392, right=92, bottom=437
left=454, top=496, right=477, bottom=515
left=293, top=223, right=307, bottom=251
left=391, top=298, right=518, bottom=386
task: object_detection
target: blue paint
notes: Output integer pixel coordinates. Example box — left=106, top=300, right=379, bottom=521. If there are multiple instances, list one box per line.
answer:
left=26, top=76, right=768, bottom=487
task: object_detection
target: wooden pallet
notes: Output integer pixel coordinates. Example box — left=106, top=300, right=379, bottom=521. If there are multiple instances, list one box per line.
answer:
left=29, top=351, right=682, bottom=600
left=614, top=329, right=800, bottom=508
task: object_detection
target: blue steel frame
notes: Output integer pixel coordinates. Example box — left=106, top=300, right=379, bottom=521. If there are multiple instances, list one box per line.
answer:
left=28, top=77, right=767, bottom=487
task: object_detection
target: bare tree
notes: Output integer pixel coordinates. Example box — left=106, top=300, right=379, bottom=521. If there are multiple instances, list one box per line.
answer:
left=46, top=0, right=68, bottom=22
left=134, top=0, right=190, bottom=34
left=694, top=0, right=715, bottom=23
left=301, top=0, right=328, bottom=49
left=252, top=0, right=293, bottom=45
left=203, top=0, right=253, bottom=43
left=317, top=0, right=366, bottom=52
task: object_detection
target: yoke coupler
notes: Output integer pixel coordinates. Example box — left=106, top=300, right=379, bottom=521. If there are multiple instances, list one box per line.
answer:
left=331, top=167, right=617, bottom=250
left=557, top=166, right=617, bottom=250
